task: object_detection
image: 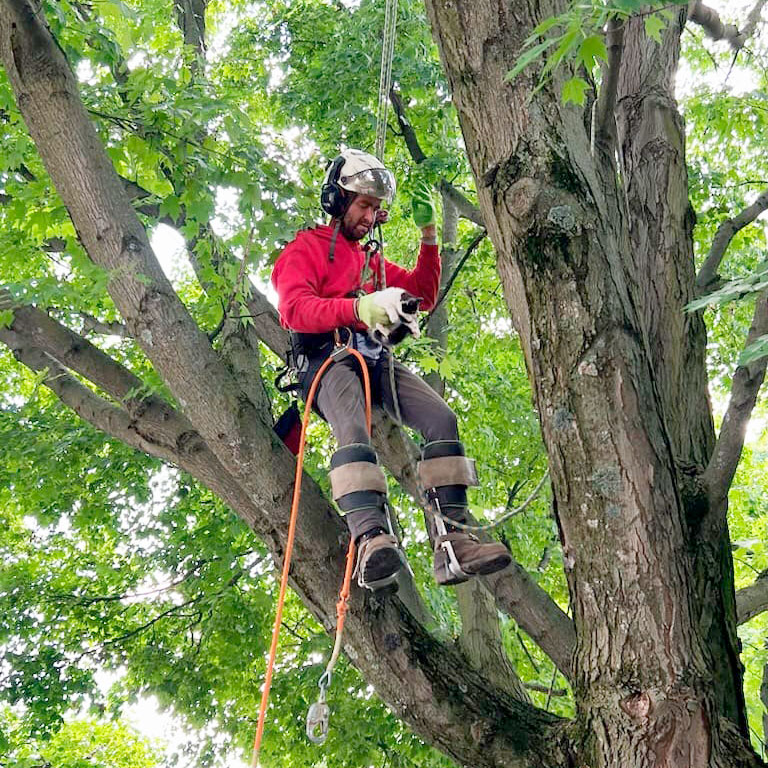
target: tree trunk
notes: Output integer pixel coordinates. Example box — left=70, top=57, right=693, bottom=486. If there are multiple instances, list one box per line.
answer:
left=0, top=4, right=569, bottom=766
left=422, top=1, right=759, bottom=765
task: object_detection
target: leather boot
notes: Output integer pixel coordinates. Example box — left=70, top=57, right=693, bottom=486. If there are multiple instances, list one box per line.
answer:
left=330, top=443, right=403, bottom=591
left=418, top=440, right=512, bottom=586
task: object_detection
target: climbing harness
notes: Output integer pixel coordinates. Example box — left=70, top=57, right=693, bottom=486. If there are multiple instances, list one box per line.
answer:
left=251, top=342, right=372, bottom=767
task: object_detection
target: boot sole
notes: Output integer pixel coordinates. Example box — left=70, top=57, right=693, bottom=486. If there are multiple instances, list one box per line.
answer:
left=434, top=550, right=511, bottom=586
left=360, top=547, right=403, bottom=591
left=462, top=552, right=512, bottom=576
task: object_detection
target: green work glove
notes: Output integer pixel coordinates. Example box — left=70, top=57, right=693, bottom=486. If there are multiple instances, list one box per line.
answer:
left=357, top=291, right=393, bottom=328
left=411, top=180, right=436, bottom=229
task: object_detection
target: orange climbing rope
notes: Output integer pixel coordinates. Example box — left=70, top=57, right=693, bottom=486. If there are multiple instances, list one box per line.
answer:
left=251, top=343, right=372, bottom=767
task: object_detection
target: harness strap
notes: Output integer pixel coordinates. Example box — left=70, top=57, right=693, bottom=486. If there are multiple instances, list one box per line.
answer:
left=328, top=219, right=342, bottom=261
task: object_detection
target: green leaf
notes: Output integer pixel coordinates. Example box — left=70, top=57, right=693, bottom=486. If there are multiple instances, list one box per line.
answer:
left=578, top=34, right=608, bottom=72
left=644, top=13, right=666, bottom=44
left=0, top=309, right=14, bottom=329
left=540, top=23, right=581, bottom=80
left=531, top=16, right=562, bottom=37
left=505, top=37, right=559, bottom=82
left=739, top=335, right=768, bottom=366
left=562, top=77, right=589, bottom=106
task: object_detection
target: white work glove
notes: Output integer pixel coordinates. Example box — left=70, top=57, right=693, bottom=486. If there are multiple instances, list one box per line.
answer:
left=357, top=287, right=407, bottom=327
left=357, top=288, right=421, bottom=342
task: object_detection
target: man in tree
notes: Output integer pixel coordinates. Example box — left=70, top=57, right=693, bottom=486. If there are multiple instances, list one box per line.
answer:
left=271, top=148, right=511, bottom=590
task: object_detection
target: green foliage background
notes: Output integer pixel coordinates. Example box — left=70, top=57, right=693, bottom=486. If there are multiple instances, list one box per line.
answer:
left=0, top=0, right=766, bottom=766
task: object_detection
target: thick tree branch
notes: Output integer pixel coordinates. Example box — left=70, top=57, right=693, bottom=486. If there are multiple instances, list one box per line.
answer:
left=457, top=578, right=531, bottom=700
left=1, top=304, right=219, bottom=463
left=742, top=0, right=768, bottom=41
left=9, top=301, right=153, bottom=405
left=0, top=322, right=281, bottom=557
left=593, top=17, right=624, bottom=158
left=374, top=412, right=575, bottom=679
left=688, top=2, right=746, bottom=49
left=696, top=189, right=768, bottom=292
left=78, top=311, right=129, bottom=337
left=174, top=0, right=207, bottom=58
left=687, top=0, right=768, bottom=50
left=703, top=290, right=768, bottom=515
left=438, top=178, right=484, bottom=226
left=2, top=333, right=182, bottom=464
left=736, top=570, right=768, bottom=625
left=425, top=188, right=459, bottom=395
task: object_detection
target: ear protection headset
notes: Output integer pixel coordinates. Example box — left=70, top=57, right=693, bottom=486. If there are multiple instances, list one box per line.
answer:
left=320, top=155, right=348, bottom=217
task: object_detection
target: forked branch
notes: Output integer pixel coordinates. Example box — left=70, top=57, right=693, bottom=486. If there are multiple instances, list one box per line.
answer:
left=703, top=290, right=768, bottom=516
left=696, top=188, right=768, bottom=293
left=687, top=0, right=768, bottom=50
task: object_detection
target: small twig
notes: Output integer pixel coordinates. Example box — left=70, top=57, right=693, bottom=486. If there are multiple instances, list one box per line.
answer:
left=423, top=228, right=487, bottom=324
left=703, top=290, right=768, bottom=519
left=515, top=630, right=539, bottom=673
left=544, top=665, right=559, bottom=711
left=525, top=681, right=568, bottom=697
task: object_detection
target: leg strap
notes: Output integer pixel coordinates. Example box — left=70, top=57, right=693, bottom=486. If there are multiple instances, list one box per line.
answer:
left=329, top=443, right=388, bottom=505
left=417, top=440, right=478, bottom=490
left=330, top=444, right=389, bottom=540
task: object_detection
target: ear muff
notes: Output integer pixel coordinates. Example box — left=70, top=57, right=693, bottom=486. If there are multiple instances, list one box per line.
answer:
left=320, top=155, right=347, bottom=217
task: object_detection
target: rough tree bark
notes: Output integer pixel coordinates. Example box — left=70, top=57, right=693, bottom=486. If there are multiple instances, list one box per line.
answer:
left=422, top=0, right=764, bottom=766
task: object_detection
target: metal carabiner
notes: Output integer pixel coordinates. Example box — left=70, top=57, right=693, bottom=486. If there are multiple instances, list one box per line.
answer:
left=306, top=671, right=333, bottom=744
left=306, top=697, right=330, bottom=744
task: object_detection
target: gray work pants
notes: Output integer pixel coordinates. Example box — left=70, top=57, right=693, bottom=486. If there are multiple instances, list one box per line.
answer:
left=314, top=353, right=459, bottom=447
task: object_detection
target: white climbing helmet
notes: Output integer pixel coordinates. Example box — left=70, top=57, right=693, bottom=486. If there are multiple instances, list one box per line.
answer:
left=331, top=148, right=396, bottom=203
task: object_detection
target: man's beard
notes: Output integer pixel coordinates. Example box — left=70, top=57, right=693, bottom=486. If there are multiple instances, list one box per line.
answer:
left=340, top=219, right=367, bottom=241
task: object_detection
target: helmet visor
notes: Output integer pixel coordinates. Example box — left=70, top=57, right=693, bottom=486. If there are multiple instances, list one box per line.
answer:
left=338, top=168, right=396, bottom=203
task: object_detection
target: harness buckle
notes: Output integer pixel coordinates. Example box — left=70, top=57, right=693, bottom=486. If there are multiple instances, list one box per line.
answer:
left=331, top=328, right=353, bottom=361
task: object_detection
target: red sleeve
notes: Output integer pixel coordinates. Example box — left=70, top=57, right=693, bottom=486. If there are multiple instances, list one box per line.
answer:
left=383, top=241, right=441, bottom=311
left=271, top=239, right=358, bottom=333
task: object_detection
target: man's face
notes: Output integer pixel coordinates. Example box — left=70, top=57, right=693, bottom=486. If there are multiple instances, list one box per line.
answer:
left=340, top=194, right=382, bottom=241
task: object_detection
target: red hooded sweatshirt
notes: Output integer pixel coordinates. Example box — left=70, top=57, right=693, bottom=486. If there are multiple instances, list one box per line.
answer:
left=271, top=224, right=440, bottom=334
